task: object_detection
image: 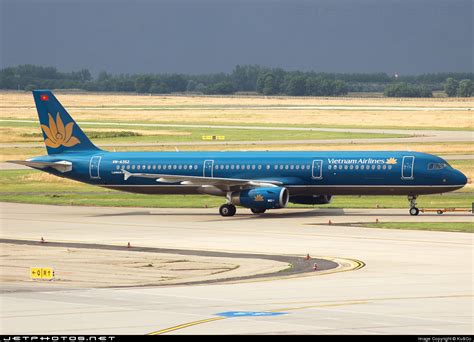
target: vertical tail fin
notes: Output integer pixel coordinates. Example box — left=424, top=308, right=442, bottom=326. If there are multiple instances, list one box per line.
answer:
left=32, top=90, right=101, bottom=155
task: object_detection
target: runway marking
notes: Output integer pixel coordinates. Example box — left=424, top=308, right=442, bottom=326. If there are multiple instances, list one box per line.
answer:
left=147, top=301, right=368, bottom=335
left=148, top=317, right=226, bottom=335
left=146, top=261, right=367, bottom=335
left=147, top=293, right=472, bottom=334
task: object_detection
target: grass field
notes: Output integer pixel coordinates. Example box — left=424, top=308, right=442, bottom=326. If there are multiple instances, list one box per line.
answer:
left=0, top=120, right=406, bottom=144
left=354, top=222, right=473, bottom=233
left=1, top=91, right=473, bottom=130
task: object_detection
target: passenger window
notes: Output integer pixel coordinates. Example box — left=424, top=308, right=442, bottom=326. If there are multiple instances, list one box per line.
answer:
left=377, top=165, right=381, bottom=170
left=132, top=165, right=136, bottom=170
left=137, top=165, right=141, bottom=170
left=328, top=165, right=332, bottom=170
left=349, top=165, right=354, bottom=170
left=184, top=165, right=187, bottom=170
left=355, top=165, right=359, bottom=170
left=388, top=165, right=392, bottom=170
left=173, top=165, right=177, bottom=170
left=116, top=165, right=120, bottom=170
left=296, top=165, right=300, bottom=170
left=178, top=165, right=182, bottom=170
left=231, top=165, right=235, bottom=170
left=126, top=165, right=130, bottom=170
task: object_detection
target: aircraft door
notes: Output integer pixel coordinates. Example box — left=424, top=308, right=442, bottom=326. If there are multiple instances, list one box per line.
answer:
left=89, top=155, right=101, bottom=179
left=203, top=160, right=214, bottom=177
left=312, top=159, right=323, bottom=179
left=401, top=156, right=415, bottom=180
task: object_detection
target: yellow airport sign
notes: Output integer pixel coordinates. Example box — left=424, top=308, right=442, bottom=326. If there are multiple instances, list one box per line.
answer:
left=30, top=267, right=54, bottom=280
left=202, top=135, right=225, bottom=141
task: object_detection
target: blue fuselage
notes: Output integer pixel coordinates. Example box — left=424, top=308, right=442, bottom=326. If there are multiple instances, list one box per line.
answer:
left=35, top=150, right=467, bottom=197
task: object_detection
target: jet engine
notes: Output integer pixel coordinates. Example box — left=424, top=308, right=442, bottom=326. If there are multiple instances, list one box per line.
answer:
left=289, top=195, right=333, bottom=205
left=231, top=187, right=289, bottom=209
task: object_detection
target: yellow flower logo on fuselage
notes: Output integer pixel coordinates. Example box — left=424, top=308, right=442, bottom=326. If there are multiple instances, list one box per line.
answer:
left=41, top=113, right=80, bottom=148
left=254, top=194, right=264, bottom=202
left=386, top=157, right=398, bottom=165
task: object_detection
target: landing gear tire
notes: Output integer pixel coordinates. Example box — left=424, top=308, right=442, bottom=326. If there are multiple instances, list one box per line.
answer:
left=409, top=207, right=420, bottom=216
left=250, top=208, right=266, bottom=214
left=219, top=204, right=236, bottom=217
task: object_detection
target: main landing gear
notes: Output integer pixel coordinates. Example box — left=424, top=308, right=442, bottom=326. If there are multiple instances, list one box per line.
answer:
left=219, top=203, right=236, bottom=217
left=408, top=195, right=419, bottom=216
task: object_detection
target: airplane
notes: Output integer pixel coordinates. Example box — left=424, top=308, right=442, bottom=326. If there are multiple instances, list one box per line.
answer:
left=9, top=90, right=468, bottom=217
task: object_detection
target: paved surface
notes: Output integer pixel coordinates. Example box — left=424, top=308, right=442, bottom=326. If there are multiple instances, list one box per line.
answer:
left=0, top=202, right=472, bottom=335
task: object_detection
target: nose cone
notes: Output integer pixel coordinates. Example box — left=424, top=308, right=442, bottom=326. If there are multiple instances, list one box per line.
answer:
left=453, top=169, right=468, bottom=187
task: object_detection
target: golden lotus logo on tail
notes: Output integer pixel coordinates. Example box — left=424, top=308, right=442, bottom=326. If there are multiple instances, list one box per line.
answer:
left=254, top=194, right=264, bottom=202
left=386, top=157, right=398, bottom=165
left=41, top=113, right=80, bottom=148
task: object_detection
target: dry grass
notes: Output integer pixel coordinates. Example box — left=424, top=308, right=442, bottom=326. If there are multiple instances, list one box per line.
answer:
left=1, top=91, right=472, bottom=129
left=0, top=126, right=191, bottom=143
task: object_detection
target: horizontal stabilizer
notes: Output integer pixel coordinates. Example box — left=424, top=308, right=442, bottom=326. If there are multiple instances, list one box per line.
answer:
left=8, top=160, right=72, bottom=173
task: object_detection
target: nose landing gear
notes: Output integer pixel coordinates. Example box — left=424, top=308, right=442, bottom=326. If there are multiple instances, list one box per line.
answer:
left=408, top=195, right=419, bottom=216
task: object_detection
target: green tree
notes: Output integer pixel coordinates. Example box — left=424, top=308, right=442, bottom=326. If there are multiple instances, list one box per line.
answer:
left=333, top=80, right=348, bottom=96
left=134, top=75, right=153, bottom=93
left=384, top=83, right=432, bottom=97
left=186, top=80, right=197, bottom=92
left=262, top=73, right=277, bottom=95
left=444, top=77, right=459, bottom=97
left=149, top=83, right=170, bottom=94
left=286, top=76, right=307, bottom=96
left=457, top=79, right=472, bottom=97
left=204, top=82, right=235, bottom=95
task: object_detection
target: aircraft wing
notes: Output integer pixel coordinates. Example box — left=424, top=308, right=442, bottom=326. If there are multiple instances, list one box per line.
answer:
left=121, top=170, right=282, bottom=189
left=8, top=160, right=72, bottom=173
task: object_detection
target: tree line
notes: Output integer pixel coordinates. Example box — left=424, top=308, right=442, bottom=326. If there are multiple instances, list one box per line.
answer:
left=0, top=64, right=472, bottom=97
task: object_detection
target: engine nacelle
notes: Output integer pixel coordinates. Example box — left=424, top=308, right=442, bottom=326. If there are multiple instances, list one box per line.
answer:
left=231, top=187, right=289, bottom=210
left=289, top=195, right=333, bottom=205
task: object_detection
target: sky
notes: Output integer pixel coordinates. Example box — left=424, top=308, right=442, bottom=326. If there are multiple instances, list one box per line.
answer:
left=1, top=0, right=472, bottom=75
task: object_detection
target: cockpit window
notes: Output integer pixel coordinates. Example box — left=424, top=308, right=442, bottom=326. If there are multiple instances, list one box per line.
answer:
left=428, top=162, right=449, bottom=170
